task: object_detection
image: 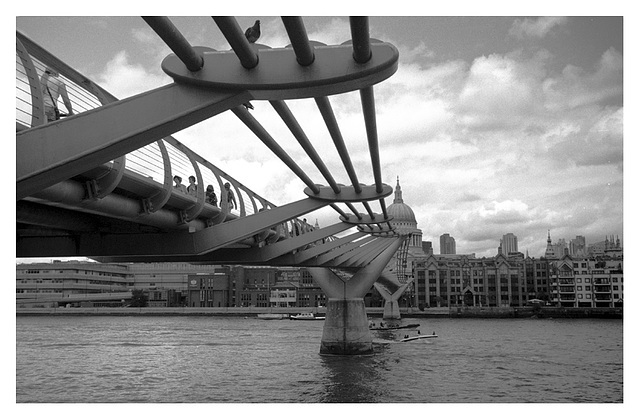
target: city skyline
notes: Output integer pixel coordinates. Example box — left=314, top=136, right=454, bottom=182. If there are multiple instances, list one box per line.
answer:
left=14, top=12, right=625, bottom=259
left=431, top=230, right=622, bottom=258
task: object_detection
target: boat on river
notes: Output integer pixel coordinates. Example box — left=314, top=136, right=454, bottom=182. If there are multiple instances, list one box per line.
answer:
left=369, top=322, right=420, bottom=331
left=290, top=313, right=325, bottom=320
left=257, top=313, right=289, bottom=320
left=399, top=333, right=438, bottom=342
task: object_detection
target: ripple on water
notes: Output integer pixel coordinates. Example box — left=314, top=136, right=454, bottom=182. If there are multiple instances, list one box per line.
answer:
left=16, top=316, right=623, bottom=403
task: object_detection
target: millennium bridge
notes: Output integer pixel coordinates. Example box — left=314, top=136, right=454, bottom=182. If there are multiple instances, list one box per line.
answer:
left=16, top=16, right=409, bottom=355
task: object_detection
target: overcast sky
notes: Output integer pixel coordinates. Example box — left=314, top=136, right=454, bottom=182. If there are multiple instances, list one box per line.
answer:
left=15, top=10, right=628, bottom=258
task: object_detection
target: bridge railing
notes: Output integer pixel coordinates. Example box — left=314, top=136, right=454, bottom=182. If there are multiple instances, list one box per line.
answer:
left=17, top=30, right=315, bottom=240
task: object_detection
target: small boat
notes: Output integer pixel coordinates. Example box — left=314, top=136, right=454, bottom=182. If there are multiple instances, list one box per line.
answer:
left=369, top=323, right=420, bottom=331
left=257, top=313, right=289, bottom=320
left=400, top=334, right=438, bottom=342
left=290, top=313, right=325, bottom=320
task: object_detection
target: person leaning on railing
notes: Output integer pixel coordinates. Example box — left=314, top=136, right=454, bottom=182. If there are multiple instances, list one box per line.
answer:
left=40, top=67, right=73, bottom=122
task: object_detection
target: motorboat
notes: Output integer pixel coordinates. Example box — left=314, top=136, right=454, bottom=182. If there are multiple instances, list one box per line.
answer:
left=369, top=322, right=420, bottom=331
left=290, top=313, right=325, bottom=320
left=399, top=333, right=438, bottom=342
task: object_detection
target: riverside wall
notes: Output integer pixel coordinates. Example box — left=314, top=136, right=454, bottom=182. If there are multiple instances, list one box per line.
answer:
left=16, top=306, right=622, bottom=319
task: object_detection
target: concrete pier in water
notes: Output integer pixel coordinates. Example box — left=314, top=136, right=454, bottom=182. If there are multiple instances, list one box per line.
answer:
left=308, top=235, right=406, bottom=355
left=320, top=298, right=372, bottom=355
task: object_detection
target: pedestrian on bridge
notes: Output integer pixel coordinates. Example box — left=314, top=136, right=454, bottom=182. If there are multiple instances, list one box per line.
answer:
left=187, top=176, right=198, bottom=197
left=205, top=185, right=218, bottom=206
left=173, top=175, right=187, bottom=194
left=40, top=67, right=73, bottom=122
left=224, top=182, right=237, bottom=210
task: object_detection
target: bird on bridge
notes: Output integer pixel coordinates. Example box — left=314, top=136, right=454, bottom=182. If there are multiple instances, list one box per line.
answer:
left=244, top=20, right=261, bottom=43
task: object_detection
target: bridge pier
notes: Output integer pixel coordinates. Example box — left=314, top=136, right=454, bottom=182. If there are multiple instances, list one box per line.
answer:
left=374, top=282, right=410, bottom=320
left=308, top=235, right=406, bottom=355
left=382, top=300, right=401, bottom=320
left=320, top=298, right=372, bottom=355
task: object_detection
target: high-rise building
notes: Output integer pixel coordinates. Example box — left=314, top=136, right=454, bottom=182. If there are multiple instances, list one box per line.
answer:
left=502, top=233, right=518, bottom=255
left=569, top=235, right=587, bottom=257
left=440, top=233, right=456, bottom=254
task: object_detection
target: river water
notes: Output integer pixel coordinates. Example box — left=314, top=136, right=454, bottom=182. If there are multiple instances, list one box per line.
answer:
left=16, top=316, right=623, bottom=404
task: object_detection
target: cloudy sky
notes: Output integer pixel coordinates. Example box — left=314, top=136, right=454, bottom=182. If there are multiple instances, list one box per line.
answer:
left=15, top=11, right=627, bottom=258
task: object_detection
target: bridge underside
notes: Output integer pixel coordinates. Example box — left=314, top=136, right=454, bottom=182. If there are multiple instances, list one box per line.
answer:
left=17, top=17, right=407, bottom=354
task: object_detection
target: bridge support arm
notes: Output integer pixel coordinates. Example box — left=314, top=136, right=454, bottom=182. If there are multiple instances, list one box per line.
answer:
left=307, top=235, right=407, bottom=355
left=374, top=282, right=411, bottom=320
left=17, top=83, right=252, bottom=200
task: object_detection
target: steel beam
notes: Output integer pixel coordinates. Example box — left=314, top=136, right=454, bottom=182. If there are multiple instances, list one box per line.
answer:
left=19, top=195, right=329, bottom=258
left=231, top=105, right=320, bottom=194
left=17, top=83, right=252, bottom=199
left=328, top=237, right=389, bottom=268
left=212, top=17, right=259, bottom=69
left=281, top=17, right=315, bottom=66
left=192, top=221, right=354, bottom=264
left=315, top=96, right=361, bottom=192
left=269, top=231, right=368, bottom=266
left=313, top=237, right=377, bottom=267
left=270, top=100, right=340, bottom=193
left=349, top=17, right=371, bottom=64
left=142, top=17, right=204, bottom=72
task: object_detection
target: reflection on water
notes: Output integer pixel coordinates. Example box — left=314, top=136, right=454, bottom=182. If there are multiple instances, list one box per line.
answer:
left=320, top=353, right=387, bottom=403
left=16, top=316, right=623, bottom=403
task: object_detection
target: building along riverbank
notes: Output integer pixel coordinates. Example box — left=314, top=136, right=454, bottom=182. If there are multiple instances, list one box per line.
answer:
left=16, top=306, right=621, bottom=319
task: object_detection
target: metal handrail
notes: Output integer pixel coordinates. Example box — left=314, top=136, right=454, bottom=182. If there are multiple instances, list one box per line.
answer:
left=16, top=30, right=285, bottom=231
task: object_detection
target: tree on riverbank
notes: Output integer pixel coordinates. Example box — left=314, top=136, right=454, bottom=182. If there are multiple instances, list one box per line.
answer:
left=130, top=289, right=148, bottom=307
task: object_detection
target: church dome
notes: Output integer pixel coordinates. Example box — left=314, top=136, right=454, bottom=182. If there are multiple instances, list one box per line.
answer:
left=386, top=177, right=417, bottom=225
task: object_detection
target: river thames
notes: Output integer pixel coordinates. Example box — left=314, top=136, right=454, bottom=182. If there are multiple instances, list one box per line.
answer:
left=16, top=316, right=622, bottom=405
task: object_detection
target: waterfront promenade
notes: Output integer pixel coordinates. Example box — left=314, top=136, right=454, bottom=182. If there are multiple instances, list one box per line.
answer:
left=16, top=306, right=622, bottom=319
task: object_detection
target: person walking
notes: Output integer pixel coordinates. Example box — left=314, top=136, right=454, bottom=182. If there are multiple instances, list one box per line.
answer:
left=40, top=67, right=73, bottom=122
left=224, top=182, right=237, bottom=210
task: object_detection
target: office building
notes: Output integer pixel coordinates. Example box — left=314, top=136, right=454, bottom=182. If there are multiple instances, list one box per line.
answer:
left=502, top=233, right=518, bottom=255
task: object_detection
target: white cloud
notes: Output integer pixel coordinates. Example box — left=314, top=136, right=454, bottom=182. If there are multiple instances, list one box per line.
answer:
left=96, top=51, right=171, bottom=99
left=544, top=48, right=623, bottom=111
left=456, top=53, right=547, bottom=130
left=509, top=17, right=568, bottom=39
